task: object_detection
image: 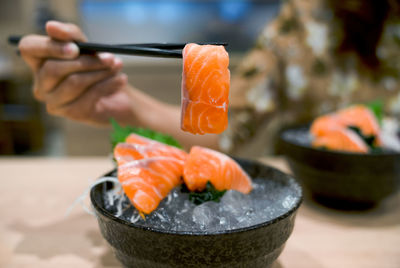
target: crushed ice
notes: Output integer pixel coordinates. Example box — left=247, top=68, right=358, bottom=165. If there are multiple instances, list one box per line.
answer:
left=101, top=177, right=301, bottom=233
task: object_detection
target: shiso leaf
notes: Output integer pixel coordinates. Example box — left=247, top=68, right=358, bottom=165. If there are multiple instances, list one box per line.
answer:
left=366, top=100, right=383, bottom=125
left=182, top=181, right=227, bottom=205
left=110, top=118, right=183, bottom=149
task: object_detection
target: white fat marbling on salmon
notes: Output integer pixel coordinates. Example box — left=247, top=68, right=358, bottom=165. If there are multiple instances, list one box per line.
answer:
left=181, top=43, right=230, bottom=134
left=114, top=139, right=186, bottom=214
left=344, top=129, right=370, bottom=150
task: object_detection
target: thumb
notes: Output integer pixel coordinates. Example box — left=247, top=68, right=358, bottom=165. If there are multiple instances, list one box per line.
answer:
left=45, top=21, right=87, bottom=42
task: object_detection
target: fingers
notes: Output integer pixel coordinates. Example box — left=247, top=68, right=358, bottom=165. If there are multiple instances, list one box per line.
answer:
left=19, top=21, right=87, bottom=70
left=20, top=20, right=130, bottom=126
left=46, top=73, right=128, bottom=122
left=19, top=35, right=79, bottom=70
left=45, top=68, right=120, bottom=108
left=35, top=53, right=122, bottom=95
left=46, top=21, right=87, bottom=42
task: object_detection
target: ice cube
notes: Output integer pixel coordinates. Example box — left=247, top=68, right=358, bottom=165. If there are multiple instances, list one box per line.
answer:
left=192, top=202, right=217, bottom=230
left=220, top=190, right=252, bottom=217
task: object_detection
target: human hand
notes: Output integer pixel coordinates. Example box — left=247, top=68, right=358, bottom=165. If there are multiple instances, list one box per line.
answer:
left=18, top=20, right=131, bottom=125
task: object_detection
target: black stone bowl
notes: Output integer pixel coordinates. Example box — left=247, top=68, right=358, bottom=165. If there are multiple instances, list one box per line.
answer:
left=90, top=158, right=302, bottom=268
left=280, top=126, right=400, bottom=210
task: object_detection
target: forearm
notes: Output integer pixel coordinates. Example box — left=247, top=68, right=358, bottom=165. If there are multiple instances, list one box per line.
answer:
left=125, top=85, right=220, bottom=150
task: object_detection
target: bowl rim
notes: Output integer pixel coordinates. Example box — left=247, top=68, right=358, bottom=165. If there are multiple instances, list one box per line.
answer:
left=90, top=160, right=303, bottom=237
left=280, top=125, right=400, bottom=157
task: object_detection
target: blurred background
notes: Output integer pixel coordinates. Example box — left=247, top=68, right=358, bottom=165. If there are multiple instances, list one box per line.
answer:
left=0, top=0, right=280, bottom=156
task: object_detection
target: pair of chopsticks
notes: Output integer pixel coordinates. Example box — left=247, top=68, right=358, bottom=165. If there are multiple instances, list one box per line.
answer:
left=8, top=35, right=227, bottom=59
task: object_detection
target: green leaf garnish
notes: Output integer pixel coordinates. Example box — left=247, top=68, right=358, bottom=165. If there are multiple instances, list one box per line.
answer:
left=110, top=118, right=183, bottom=149
left=366, top=100, right=384, bottom=125
left=181, top=181, right=227, bottom=205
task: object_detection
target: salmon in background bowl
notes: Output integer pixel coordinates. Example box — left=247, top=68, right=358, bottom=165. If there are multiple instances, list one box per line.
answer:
left=280, top=126, right=400, bottom=209
left=90, top=158, right=302, bottom=268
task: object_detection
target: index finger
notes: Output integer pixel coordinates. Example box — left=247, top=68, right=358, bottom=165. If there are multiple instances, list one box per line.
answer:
left=18, top=35, right=79, bottom=71
left=46, top=21, right=87, bottom=42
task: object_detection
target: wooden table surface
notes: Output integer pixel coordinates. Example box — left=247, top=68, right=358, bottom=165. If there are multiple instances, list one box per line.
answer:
left=0, top=157, right=399, bottom=268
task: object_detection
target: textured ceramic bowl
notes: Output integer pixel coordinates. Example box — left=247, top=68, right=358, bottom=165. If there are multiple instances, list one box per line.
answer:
left=90, top=158, right=302, bottom=268
left=280, top=126, right=400, bottom=209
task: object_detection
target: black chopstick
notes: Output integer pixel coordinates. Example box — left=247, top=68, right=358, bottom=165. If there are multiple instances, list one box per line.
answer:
left=8, top=35, right=228, bottom=59
left=118, top=42, right=228, bottom=49
left=8, top=36, right=181, bottom=58
left=76, top=42, right=182, bottom=58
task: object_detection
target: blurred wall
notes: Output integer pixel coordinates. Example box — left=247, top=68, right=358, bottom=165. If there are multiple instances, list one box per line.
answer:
left=0, top=0, right=81, bottom=156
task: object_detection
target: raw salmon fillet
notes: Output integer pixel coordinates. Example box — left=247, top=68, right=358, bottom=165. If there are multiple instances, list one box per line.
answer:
left=117, top=157, right=184, bottom=214
left=310, top=115, right=344, bottom=137
left=181, top=43, right=230, bottom=134
left=336, top=105, right=382, bottom=145
left=183, top=146, right=252, bottom=194
left=310, top=105, right=382, bottom=150
left=312, top=128, right=369, bottom=153
left=114, top=134, right=187, bottom=214
left=125, top=133, right=158, bottom=145
left=115, top=139, right=187, bottom=166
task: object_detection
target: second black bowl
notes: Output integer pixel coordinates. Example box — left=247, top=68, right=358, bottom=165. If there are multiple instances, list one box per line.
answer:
left=280, top=126, right=400, bottom=209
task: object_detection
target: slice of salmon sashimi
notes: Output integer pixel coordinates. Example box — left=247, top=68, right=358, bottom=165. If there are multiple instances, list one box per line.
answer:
left=117, top=157, right=184, bottom=215
left=310, top=104, right=382, bottom=148
left=183, top=146, right=253, bottom=194
left=335, top=105, right=382, bottom=145
left=310, top=114, right=345, bottom=137
left=114, top=134, right=187, bottom=215
left=115, top=137, right=187, bottom=166
left=125, top=133, right=161, bottom=146
left=181, top=43, right=230, bottom=135
left=312, top=128, right=369, bottom=153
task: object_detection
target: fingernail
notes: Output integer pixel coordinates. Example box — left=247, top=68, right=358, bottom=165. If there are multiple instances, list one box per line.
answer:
left=98, top=53, right=114, bottom=65
left=63, top=43, right=79, bottom=56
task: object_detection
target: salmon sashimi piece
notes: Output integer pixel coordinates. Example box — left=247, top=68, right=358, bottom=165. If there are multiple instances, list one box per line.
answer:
left=181, top=101, right=228, bottom=135
left=114, top=142, right=187, bottom=166
left=336, top=105, right=382, bottom=145
left=117, top=157, right=184, bottom=214
left=312, top=128, right=369, bottom=153
left=114, top=133, right=188, bottom=214
left=311, top=105, right=382, bottom=146
left=183, top=146, right=252, bottom=194
left=125, top=133, right=158, bottom=145
left=310, top=114, right=345, bottom=137
left=181, top=43, right=230, bottom=135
